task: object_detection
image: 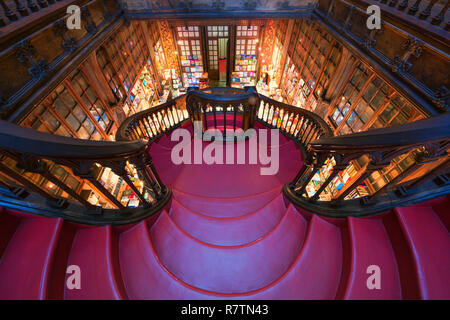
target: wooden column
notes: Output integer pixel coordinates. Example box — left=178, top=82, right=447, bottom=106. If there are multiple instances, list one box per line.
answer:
left=83, top=52, right=117, bottom=105
left=139, top=21, right=163, bottom=94
left=277, top=19, right=295, bottom=87
left=323, top=47, right=354, bottom=102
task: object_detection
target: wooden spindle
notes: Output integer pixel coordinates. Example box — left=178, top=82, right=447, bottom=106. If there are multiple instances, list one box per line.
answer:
left=398, top=0, right=409, bottom=11
left=0, top=161, right=63, bottom=206
left=37, top=0, right=48, bottom=8
left=110, top=162, right=150, bottom=207
left=431, top=1, right=450, bottom=25
left=389, top=0, right=399, bottom=8
left=27, top=0, right=39, bottom=12
left=310, top=161, right=348, bottom=202
left=14, top=0, right=29, bottom=16
left=408, top=0, right=421, bottom=15
left=0, top=0, right=18, bottom=21
left=419, top=0, right=438, bottom=19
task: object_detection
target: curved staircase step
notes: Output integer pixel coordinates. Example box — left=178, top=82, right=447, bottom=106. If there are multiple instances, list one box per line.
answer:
left=172, top=187, right=281, bottom=218
left=343, top=217, right=402, bottom=300
left=172, top=161, right=283, bottom=197
left=119, top=221, right=216, bottom=299
left=64, top=226, right=124, bottom=300
left=0, top=208, right=21, bottom=259
left=156, top=126, right=194, bottom=149
left=150, top=206, right=305, bottom=294
left=151, top=152, right=185, bottom=186
left=169, top=194, right=286, bottom=246
left=248, top=214, right=342, bottom=299
left=395, top=206, right=450, bottom=299
left=149, top=142, right=177, bottom=155
left=0, top=213, right=62, bottom=299
left=431, top=196, right=450, bottom=231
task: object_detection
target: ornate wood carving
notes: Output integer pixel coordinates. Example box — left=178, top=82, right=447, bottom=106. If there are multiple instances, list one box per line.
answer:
left=15, top=39, right=49, bottom=80
left=392, top=36, right=424, bottom=73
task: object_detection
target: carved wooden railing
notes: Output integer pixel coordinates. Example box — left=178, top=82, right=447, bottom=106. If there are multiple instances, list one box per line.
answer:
left=118, top=88, right=449, bottom=217
left=285, top=112, right=450, bottom=216
left=342, top=0, right=450, bottom=32
left=257, top=95, right=334, bottom=150
left=117, top=87, right=261, bottom=142
left=3, top=87, right=447, bottom=222
left=185, top=87, right=260, bottom=140
left=375, top=0, right=449, bottom=28
left=116, top=94, right=189, bottom=142
left=0, top=119, right=170, bottom=225
left=0, top=0, right=77, bottom=29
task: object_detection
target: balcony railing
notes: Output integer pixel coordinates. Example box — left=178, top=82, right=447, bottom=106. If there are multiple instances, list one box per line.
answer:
left=0, top=0, right=79, bottom=30
left=342, top=0, right=450, bottom=33
left=0, top=87, right=448, bottom=222
left=0, top=119, right=170, bottom=225
left=375, top=0, right=449, bottom=29
left=257, top=95, right=333, bottom=151
left=285, top=111, right=450, bottom=216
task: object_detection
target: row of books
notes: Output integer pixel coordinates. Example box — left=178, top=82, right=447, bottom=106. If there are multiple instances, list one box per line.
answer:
left=181, top=59, right=203, bottom=67
left=184, top=66, right=203, bottom=73
left=235, top=65, right=256, bottom=72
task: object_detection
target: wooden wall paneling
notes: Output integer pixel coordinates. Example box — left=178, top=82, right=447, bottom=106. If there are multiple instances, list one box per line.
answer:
left=0, top=0, right=123, bottom=123
left=314, top=1, right=450, bottom=115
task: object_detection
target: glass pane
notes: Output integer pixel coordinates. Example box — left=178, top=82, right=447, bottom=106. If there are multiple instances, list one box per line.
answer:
left=55, top=99, right=69, bottom=118
left=77, top=126, right=90, bottom=139
left=66, top=114, right=81, bottom=131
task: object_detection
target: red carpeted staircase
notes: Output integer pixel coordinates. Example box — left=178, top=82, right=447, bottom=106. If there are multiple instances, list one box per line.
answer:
left=0, top=123, right=449, bottom=300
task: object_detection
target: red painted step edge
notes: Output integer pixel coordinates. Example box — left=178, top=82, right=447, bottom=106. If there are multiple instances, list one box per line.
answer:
left=169, top=194, right=286, bottom=246
left=64, top=226, right=125, bottom=300
left=150, top=206, right=305, bottom=293
left=0, top=214, right=62, bottom=300
left=343, top=217, right=402, bottom=300
left=395, top=206, right=450, bottom=299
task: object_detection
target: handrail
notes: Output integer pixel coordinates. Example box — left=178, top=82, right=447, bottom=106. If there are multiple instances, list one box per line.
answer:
left=286, top=112, right=450, bottom=216
left=1, top=87, right=448, bottom=222
left=116, top=87, right=261, bottom=142
left=257, top=94, right=333, bottom=150
left=116, top=94, right=189, bottom=142
left=0, top=120, right=147, bottom=158
left=310, top=112, right=450, bottom=149
left=323, top=0, right=450, bottom=43
left=0, top=0, right=81, bottom=33
left=0, top=119, right=170, bottom=224
left=186, top=87, right=260, bottom=139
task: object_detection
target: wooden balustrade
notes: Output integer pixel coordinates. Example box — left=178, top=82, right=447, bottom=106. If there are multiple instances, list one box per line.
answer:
left=285, top=112, right=450, bottom=216
left=1, top=87, right=448, bottom=222
left=0, top=118, right=171, bottom=224
left=118, top=87, right=449, bottom=217
left=116, top=94, right=189, bottom=142
left=357, top=0, right=450, bottom=30
left=186, top=87, right=260, bottom=140
left=0, top=0, right=69, bottom=29
left=257, top=95, right=333, bottom=150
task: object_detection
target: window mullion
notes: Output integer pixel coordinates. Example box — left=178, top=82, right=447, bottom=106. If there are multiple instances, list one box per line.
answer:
left=335, top=72, right=376, bottom=134
left=64, top=79, right=108, bottom=140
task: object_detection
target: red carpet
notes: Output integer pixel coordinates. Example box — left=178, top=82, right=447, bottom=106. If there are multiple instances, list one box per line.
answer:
left=0, top=122, right=449, bottom=299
